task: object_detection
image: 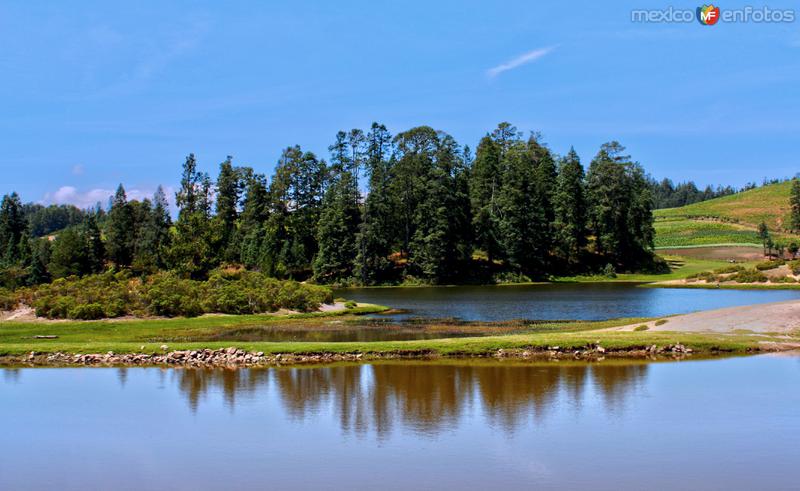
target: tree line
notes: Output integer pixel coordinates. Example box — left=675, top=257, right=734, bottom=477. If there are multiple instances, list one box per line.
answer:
left=648, top=179, right=737, bottom=209
left=0, top=122, right=663, bottom=288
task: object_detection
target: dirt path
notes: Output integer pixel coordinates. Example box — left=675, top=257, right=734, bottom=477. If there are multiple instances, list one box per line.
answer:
left=607, top=300, right=800, bottom=334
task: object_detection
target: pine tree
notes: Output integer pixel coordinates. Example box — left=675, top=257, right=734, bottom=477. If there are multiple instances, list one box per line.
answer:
left=0, top=193, right=26, bottom=266
left=553, top=148, right=587, bottom=264
left=83, top=213, right=105, bottom=274
left=758, top=221, right=770, bottom=256
left=410, top=134, right=472, bottom=282
left=469, top=136, right=502, bottom=262
left=586, top=142, right=654, bottom=268
left=790, top=178, right=800, bottom=232
left=495, top=141, right=547, bottom=277
left=29, top=237, right=51, bottom=285
left=355, top=123, right=395, bottom=285
left=171, top=154, right=215, bottom=278
left=48, top=227, right=88, bottom=278
left=106, top=184, right=134, bottom=267
left=239, top=174, right=270, bottom=269
left=313, top=168, right=360, bottom=283
left=215, top=157, right=246, bottom=262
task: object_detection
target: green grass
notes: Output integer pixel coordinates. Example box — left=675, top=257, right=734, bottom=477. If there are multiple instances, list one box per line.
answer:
left=554, top=255, right=739, bottom=283
left=654, top=218, right=763, bottom=248
left=653, top=181, right=800, bottom=248
left=0, top=312, right=791, bottom=358
left=655, top=180, right=794, bottom=230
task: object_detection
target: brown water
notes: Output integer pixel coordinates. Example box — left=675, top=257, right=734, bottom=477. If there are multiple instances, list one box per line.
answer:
left=2, top=354, right=799, bottom=490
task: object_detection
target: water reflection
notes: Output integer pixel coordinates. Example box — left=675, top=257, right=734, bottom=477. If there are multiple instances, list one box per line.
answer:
left=170, top=362, right=649, bottom=433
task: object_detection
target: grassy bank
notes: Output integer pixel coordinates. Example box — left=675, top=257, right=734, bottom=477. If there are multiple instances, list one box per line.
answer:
left=0, top=311, right=791, bottom=359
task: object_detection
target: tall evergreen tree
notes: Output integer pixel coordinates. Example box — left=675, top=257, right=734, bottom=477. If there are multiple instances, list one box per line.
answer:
left=410, top=133, right=472, bottom=282
left=390, top=126, right=439, bottom=259
left=469, top=136, right=502, bottom=262
left=0, top=193, right=26, bottom=265
left=84, top=213, right=105, bottom=274
left=790, top=178, right=800, bottom=232
left=495, top=141, right=548, bottom=276
left=586, top=142, right=654, bottom=268
left=355, top=123, right=395, bottom=284
left=553, top=148, right=587, bottom=264
left=215, top=157, right=246, bottom=262
left=135, top=187, right=172, bottom=272
left=171, top=154, right=215, bottom=278
left=313, top=167, right=360, bottom=283
left=106, top=184, right=134, bottom=267
left=48, top=227, right=88, bottom=278
left=239, top=174, right=270, bottom=269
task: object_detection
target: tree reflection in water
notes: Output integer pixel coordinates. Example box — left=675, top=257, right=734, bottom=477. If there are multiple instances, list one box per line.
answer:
left=168, top=362, right=649, bottom=434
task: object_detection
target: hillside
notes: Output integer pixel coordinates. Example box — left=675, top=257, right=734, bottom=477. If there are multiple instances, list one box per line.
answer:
left=654, top=181, right=799, bottom=248
left=655, top=180, right=793, bottom=230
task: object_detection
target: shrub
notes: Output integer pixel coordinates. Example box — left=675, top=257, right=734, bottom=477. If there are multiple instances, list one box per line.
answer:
left=788, top=260, right=800, bottom=275
left=0, top=288, right=19, bottom=310
left=344, top=300, right=357, bottom=309
left=68, top=303, right=106, bottom=320
left=696, top=271, right=718, bottom=282
left=729, top=269, right=768, bottom=283
left=23, top=270, right=334, bottom=319
left=755, top=259, right=785, bottom=271
left=770, top=275, right=797, bottom=284
left=602, top=264, right=616, bottom=278
left=634, top=325, right=649, bottom=331
left=654, top=319, right=668, bottom=326
left=713, top=265, right=745, bottom=274
left=143, top=273, right=204, bottom=317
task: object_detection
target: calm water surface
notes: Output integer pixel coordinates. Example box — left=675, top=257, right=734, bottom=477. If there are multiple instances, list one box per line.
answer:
left=2, top=354, right=799, bottom=490
left=337, top=283, right=800, bottom=320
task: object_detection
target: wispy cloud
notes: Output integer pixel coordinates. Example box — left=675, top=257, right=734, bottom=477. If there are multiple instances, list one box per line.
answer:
left=487, top=46, right=557, bottom=78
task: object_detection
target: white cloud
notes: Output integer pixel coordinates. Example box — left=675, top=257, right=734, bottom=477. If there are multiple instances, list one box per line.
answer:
left=487, top=46, right=557, bottom=78
left=42, top=186, right=175, bottom=211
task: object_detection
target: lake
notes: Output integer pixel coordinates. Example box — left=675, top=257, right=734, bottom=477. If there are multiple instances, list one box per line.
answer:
left=336, top=283, right=800, bottom=321
left=2, top=354, right=799, bottom=490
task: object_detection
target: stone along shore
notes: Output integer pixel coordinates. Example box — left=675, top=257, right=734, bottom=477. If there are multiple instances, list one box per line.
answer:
left=2, top=343, right=701, bottom=367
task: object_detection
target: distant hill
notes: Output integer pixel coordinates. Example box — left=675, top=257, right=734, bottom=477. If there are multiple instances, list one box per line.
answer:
left=654, top=181, right=798, bottom=248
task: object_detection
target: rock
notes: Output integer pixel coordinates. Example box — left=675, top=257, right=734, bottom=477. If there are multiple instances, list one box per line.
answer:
left=160, top=344, right=169, bottom=351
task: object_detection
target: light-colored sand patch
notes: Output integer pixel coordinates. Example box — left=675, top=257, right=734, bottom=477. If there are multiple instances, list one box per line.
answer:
left=0, top=306, right=37, bottom=321
left=608, top=300, right=800, bottom=334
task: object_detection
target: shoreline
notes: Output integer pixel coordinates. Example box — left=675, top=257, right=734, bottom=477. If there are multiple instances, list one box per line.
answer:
left=0, top=344, right=753, bottom=368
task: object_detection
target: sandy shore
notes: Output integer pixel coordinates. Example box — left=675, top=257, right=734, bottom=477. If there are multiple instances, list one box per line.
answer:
left=608, top=299, right=800, bottom=334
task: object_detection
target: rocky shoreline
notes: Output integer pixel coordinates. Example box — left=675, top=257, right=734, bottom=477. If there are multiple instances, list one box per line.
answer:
left=0, top=343, right=716, bottom=367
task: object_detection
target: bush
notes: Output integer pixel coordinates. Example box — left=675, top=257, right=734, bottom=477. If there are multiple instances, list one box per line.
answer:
left=729, top=269, right=768, bottom=283
left=344, top=300, right=357, bottom=309
left=0, top=288, right=19, bottom=310
left=654, top=319, right=668, bottom=326
left=602, top=264, right=616, bottom=278
left=634, top=325, right=649, bottom=331
left=68, top=303, right=106, bottom=320
left=713, top=264, right=745, bottom=274
left=696, top=271, right=718, bottom=282
left=24, top=270, right=334, bottom=320
left=755, top=259, right=785, bottom=271
left=770, top=275, right=797, bottom=284
left=143, top=273, right=204, bottom=317
left=788, top=260, right=800, bottom=275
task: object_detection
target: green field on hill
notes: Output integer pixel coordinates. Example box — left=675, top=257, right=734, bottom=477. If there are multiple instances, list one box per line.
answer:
left=655, top=180, right=793, bottom=230
left=654, top=181, right=799, bottom=248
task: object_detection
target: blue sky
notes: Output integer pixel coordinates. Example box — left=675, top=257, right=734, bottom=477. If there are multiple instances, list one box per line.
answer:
left=1, top=1, right=798, bottom=208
